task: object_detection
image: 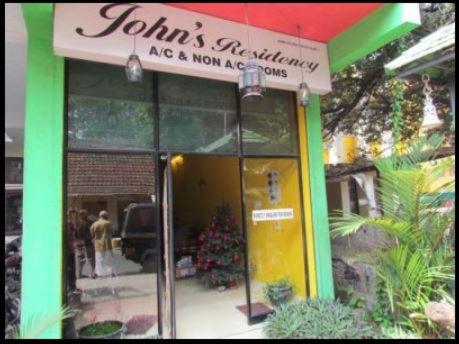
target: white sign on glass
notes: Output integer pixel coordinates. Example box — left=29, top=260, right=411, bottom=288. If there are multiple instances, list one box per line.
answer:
left=252, top=208, right=294, bottom=222
left=54, top=3, right=331, bottom=94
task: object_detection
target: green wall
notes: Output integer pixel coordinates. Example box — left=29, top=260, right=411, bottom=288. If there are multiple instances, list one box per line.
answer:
left=305, top=95, right=334, bottom=299
left=329, top=3, right=421, bottom=73
left=20, top=4, right=65, bottom=339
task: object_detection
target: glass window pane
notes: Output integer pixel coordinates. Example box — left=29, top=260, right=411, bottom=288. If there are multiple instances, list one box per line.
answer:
left=158, top=73, right=237, bottom=153
left=242, top=158, right=306, bottom=320
left=241, top=89, right=298, bottom=155
left=5, top=158, right=23, bottom=184
left=65, top=152, right=159, bottom=339
left=5, top=191, right=22, bottom=234
left=68, top=60, right=154, bottom=150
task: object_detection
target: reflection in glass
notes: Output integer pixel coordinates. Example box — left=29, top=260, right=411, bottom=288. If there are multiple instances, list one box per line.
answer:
left=65, top=152, right=158, bottom=339
left=68, top=60, right=154, bottom=150
left=5, top=191, right=22, bottom=234
left=5, top=158, right=23, bottom=184
left=158, top=73, right=238, bottom=153
left=241, top=89, right=298, bottom=155
left=242, top=158, right=306, bottom=320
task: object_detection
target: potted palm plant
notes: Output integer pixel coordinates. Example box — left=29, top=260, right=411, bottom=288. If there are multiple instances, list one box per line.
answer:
left=78, top=320, right=125, bottom=339
left=262, top=278, right=294, bottom=307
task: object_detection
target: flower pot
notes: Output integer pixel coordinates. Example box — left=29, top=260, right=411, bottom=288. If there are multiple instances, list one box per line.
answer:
left=78, top=320, right=125, bottom=339
left=270, top=286, right=293, bottom=307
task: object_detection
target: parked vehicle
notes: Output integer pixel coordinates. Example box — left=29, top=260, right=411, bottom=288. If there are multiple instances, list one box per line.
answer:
left=121, top=203, right=157, bottom=273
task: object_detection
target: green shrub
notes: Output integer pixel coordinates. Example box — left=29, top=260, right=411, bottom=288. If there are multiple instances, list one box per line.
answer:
left=331, top=134, right=455, bottom=338
left=264, top=298, right=375, bottom=339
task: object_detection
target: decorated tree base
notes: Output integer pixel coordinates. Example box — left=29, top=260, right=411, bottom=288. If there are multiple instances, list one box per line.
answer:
left=196, top=204, right=245, bottom=288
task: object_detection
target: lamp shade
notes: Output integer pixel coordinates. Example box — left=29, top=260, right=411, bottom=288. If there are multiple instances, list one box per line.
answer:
left=125, top=54, right=143, bottom=82
left=238, top=57, right=266, bottom=99
left=421, top=110, right=442, bottom=129
left=298, top=82, right=310, bottom=106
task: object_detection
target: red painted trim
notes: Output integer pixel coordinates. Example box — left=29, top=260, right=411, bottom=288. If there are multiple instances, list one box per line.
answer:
left=165, top=3, right=383, bottom=42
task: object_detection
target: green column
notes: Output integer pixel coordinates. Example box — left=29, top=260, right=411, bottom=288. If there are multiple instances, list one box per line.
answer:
left=21, top=4, right=64, bottom=339
left=305, top=95, right=334, bottom=299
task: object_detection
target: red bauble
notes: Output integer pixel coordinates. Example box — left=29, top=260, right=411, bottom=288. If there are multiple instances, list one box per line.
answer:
left=233, top=253, right=240, bottom=261
left=210, top=273, right=216, bottom=280
left=216, top=260, right=221, bottom=266
left=216, top=245, right=221, bottom=252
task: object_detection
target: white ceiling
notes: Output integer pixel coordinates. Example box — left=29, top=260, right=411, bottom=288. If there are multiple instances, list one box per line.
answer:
left=5, top=3, right=27, bottom=155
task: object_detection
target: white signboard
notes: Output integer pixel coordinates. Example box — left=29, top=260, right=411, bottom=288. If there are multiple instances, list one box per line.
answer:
left=54, top=3, right=331, bottom=94
left=252, top=208, right=294, bottom=222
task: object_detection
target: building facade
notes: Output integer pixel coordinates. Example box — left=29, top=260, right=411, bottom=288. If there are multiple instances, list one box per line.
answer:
left=9, top=3, right=422, bottom=339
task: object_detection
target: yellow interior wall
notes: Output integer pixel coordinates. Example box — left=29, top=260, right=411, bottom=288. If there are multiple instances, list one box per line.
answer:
left=243, top=158, right=306, bottom=297
left=172, top=155, right=242, bottom=231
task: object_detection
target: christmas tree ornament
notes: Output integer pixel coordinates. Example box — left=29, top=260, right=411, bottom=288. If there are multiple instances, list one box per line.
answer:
left=197, top=204, right=244, bottom=288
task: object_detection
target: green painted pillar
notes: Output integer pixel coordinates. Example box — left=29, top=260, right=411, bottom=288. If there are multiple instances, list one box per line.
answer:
left=21, top=4, right=64, bottom=339
left=305, top=95, right=334, bottom=299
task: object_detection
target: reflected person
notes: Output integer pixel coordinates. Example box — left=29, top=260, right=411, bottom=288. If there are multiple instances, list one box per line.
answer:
left=66, top=208, right=78, bottom=292
left=76, top=209, right=96, bottom=278
left=90, top=210, right=114, bottom=278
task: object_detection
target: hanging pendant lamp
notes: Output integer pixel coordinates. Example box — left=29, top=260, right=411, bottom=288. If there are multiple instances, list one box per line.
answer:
left=296, top=25, right=310, bottom=107
left=125, top=4, right=143, bottom=82
left=421, top=74, right=442, bottom=129
left=238, top=3, right=266, bottom=99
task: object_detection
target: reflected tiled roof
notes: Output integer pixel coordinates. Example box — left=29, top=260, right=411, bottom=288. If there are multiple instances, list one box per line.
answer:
left=67, top=152, right=155, bottom=196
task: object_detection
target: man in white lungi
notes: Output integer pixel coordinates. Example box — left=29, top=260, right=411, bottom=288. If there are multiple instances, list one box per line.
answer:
left=90, top=210, right=114, bottom=277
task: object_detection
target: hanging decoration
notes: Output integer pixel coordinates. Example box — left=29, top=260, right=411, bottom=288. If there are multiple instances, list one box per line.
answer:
left=421, top=74, right=442, bottom=129
left=125, top=4, right=143, bottom=82
left=296, top=24, right=310, bottom=107
left=238, top=3, right=266, bottom=99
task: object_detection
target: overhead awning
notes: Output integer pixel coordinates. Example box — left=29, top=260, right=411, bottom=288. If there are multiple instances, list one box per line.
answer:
left=385, top=22, right=455, bottom=78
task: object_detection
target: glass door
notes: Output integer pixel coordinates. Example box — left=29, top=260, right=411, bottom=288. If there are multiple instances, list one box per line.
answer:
left=241, top=158, right=307, bottom=323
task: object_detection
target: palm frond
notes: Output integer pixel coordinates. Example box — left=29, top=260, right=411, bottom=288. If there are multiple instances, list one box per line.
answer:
left=14, top=306, right=73, bottom=339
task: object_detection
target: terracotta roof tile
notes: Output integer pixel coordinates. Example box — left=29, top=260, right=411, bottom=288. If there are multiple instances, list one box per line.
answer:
left=67, top=152, right=155, bottom=196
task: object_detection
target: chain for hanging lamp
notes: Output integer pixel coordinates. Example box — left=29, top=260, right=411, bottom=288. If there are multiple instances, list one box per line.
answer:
left=238, top=3, right=266, bottom=99
left=296, top=24, right=310, bottom=107
left=421, top=74, right=442, bottom=129
left=126, top=4, right=143, bottom=82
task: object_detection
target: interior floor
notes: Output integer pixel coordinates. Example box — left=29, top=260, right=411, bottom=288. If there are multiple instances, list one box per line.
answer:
left=175, top=277, right=264, bottom=339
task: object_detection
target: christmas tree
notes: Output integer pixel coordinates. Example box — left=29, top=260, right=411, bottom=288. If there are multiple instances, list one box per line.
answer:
left=196, top=203, right=245, bottom=288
